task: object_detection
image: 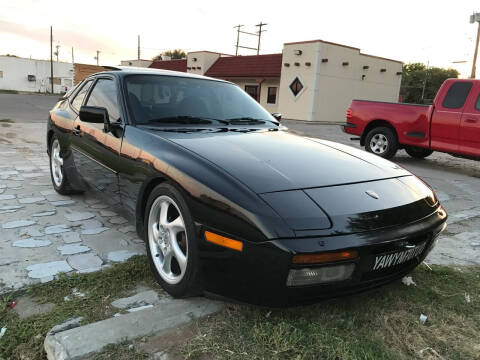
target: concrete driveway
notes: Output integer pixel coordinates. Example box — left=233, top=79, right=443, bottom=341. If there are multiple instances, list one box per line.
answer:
left=0, top=92, right=59, bottom=122
left=1, top=94, right=479, bottom=295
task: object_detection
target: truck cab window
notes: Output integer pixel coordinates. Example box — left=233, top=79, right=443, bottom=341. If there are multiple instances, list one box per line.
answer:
left=475, top=94, right=480, bottom=111
left=442, top=82, right=472, bottom=109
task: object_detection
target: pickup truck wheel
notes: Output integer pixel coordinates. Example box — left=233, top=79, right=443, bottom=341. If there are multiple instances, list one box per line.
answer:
left=144, top=183, right=202, bottom=298
left=405, top=146, right=434, bottom=159
left=365, top=127, right=398, bottom=159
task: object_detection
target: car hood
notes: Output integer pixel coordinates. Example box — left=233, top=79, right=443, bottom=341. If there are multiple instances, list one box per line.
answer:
left=161, top=129, right=411, bottom=194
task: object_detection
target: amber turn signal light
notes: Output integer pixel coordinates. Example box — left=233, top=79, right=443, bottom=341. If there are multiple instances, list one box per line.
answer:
left=205, top=231, right=243, bottom=252
left=292, top=250, right=358, bottom=264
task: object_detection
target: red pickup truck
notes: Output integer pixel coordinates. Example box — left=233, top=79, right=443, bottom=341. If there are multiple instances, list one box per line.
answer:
left=344, top=79, right=480, bottom=160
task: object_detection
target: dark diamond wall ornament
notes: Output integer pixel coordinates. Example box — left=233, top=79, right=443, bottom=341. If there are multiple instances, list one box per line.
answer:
left=289, top=77, right=304, bottom=96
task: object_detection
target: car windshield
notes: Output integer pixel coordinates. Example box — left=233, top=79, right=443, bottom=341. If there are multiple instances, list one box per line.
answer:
left=124, top=74, right=277, bottom=125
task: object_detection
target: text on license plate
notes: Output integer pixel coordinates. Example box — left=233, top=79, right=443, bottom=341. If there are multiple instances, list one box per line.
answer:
left=373, top=242, right=427, bottom=270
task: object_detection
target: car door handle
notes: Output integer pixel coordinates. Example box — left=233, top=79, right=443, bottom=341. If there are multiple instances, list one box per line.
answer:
left=72, top=125, right=81, bottom=136
left=465, top=118, right=478, bottom=123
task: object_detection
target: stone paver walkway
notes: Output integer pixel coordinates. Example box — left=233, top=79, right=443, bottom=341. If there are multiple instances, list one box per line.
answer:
left=0, top=123, right=145, bottom=293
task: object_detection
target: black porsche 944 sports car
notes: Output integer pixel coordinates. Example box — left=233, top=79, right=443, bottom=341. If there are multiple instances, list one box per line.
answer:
left=47, top=67, right=447, bottom=306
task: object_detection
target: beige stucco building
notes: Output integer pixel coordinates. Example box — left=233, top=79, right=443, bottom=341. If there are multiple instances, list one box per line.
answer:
left=135, top=39, right=402, bottom=122
left=278, top=40, right=402, bottom=122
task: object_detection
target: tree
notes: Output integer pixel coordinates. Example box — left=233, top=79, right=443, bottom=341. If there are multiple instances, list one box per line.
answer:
left=400, top=63, right=459, bottom=104
left=152, top=49, right=187, bottom=61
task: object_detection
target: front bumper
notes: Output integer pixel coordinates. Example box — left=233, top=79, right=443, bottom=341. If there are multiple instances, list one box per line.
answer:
left=198, top=206, right=446, bottom=307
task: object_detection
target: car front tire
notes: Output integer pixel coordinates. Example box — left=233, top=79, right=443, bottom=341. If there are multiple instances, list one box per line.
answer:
left=365, top=126, right=398, bottom=159
left=144, top=183, right=202, bottom=298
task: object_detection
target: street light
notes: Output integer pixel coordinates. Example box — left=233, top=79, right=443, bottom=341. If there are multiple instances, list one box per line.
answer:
left=469, top=12, right=480, bottom=78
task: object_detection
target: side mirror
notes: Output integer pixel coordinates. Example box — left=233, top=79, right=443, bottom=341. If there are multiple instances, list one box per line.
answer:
left=79, top=106, right=110, bottom=132
left=272, top=113, right=282, bottom=121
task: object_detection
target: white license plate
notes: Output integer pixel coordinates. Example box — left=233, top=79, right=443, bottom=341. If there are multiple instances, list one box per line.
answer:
left=373, top=242, right=427, bottom=270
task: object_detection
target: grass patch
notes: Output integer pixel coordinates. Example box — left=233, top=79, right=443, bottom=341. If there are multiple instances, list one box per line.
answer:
left=0, top=256, right=163, bottom=360
left=93, top=342, right=149, bottom=360
left=0, top=89, right=19, bottom=94
left=183, top=265, right=480, bottom=360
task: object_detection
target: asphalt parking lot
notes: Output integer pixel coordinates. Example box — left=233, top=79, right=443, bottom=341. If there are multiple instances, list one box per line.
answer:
left=1, top=93, right=479, bottom=294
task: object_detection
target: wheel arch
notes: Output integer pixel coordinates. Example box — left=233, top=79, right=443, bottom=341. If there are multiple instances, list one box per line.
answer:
left=135, top=176, right=168, bottom=240
left=135, top=174, right=198, bottom=240
left=361, top=119, right=398, bottom=146
left=46, top=128, right=54, bottom=155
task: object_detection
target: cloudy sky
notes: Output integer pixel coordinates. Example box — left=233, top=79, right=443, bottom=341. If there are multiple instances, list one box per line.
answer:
left=0, top=0, right=478, bottom=76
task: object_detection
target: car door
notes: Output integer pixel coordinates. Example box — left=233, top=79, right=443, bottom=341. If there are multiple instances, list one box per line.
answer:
left=430, top=81, right=473, bottom=153
left=70, top=76, right=124, bottom=205
left=459, top=82, right=480, bottom=157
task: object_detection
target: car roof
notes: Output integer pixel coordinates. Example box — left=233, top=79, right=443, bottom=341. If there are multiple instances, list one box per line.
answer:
left=88, top=66, right=230, bottom=84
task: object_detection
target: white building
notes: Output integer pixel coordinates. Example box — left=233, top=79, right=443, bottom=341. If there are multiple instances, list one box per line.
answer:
left=120, top=59, right=153, bottom=68
left=148, top=39, right=403, bottom=122
left=0, top=55, right=74, bottom=94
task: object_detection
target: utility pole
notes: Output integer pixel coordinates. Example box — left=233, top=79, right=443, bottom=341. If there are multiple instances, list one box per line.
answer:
left=233, top=23, right=267, bottom=56
left=137, top=35, right=141, bottom=60
left=255, top=22, right=267, bottom=55
left=470, top=12, right=480, bottom=78
left=55, top=45, right=60, bottom=62
left=234, top=25, right=243, bottom=56
left=95, top=50, right=100, bottom=66
left=50, top=26, right=54, bottom=94
left=71, top=47, right=74, bottom=64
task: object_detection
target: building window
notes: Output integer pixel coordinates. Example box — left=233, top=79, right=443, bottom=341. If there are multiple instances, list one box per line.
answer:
left=0, top=71, right=3, bottom=78
left=267, top=87, right=277, bottom=104
left=289, top=77, right=303, bottom=96
left=245, top=85, right=259, bottom=101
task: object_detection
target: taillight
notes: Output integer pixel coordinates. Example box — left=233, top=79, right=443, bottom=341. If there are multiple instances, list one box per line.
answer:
left=346, top=108, right=352, bottom=119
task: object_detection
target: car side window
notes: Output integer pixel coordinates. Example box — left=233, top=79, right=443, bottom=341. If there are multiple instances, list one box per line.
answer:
left=71, top=80, right=93, bottom=112
left=475, top=94, right=480, bottom=111
left=442, top=82, right=472, bottom=109
left=86, top=79, right=120, bottom=122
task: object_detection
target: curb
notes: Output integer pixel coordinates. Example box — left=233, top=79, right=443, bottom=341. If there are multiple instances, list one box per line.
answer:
left=44, top=297, right=222, bottom=360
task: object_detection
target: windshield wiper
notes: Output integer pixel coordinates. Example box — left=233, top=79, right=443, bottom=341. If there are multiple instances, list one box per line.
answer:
left=148, top=116, right=228, bottom=125
left=225, top=117, right=276, bottom=125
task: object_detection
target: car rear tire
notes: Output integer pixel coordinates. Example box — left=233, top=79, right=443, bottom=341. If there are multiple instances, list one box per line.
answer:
left=49, top=135, right=76, bottom=195
left=144, top=183, right=202, bottom=298
left=405, top=146, right=434, bottom=159
left=365, top=126, right=398, bottom=159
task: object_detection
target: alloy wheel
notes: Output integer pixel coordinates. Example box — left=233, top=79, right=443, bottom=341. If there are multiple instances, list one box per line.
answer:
left=148, top=195, right=188, bottom=284
left=370, top=134, right=389, bottom=154
left=51, top=139, right=64, bottom=187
